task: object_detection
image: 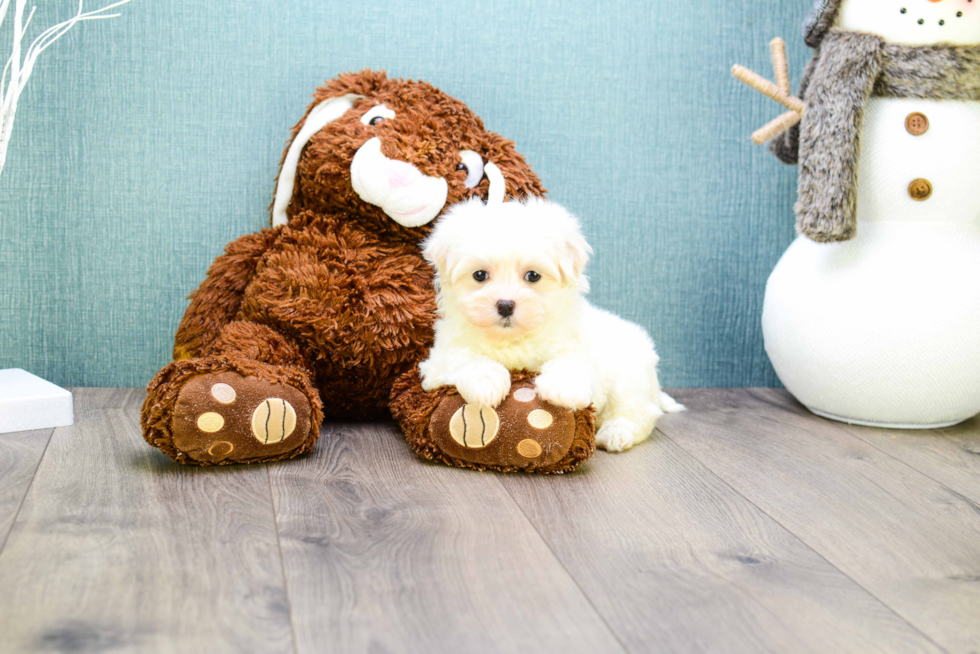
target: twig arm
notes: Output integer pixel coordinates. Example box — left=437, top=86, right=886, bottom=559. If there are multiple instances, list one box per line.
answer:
left=732, top=65, right=805, bottom=114
left=732, top=37, right=807, bottom=144
left=752, top=111, right=801, bottom=145
left=770, top=37, right=791, bottom=97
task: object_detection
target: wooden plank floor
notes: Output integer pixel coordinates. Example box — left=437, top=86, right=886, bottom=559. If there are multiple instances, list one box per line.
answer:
left=0, top=388, right=977, bottom=654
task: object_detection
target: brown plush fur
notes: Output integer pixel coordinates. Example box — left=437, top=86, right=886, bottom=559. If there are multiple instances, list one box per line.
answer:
left=390, top=369, right=596, bottom=474
left=142, top=70, right=557, bottom=465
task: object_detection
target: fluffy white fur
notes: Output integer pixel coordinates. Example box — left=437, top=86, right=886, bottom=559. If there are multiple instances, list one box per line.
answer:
left=419, top=196, right=684, bottom=452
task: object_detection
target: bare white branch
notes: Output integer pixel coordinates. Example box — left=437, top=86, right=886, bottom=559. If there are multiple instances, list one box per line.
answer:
left=0, top=0, right=131, bottom=177
left=0, top=0, right=11, bottom=35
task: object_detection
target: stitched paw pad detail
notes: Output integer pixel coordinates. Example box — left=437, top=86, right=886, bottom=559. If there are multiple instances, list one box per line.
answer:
left=250, top=398, right=297, bottom=444
left=429, top=383, right=575, bottom=468
left=449, top=404, right=500, bottom=448
left=172, top=372, right=311, bottom=463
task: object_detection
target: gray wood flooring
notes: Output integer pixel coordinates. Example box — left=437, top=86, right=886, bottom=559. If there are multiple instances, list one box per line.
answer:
left=0, top=388, right=977, bottom=654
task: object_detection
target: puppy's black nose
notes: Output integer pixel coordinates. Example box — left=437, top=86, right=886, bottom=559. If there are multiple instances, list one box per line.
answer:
left=496, top=300, right=516, bottom=318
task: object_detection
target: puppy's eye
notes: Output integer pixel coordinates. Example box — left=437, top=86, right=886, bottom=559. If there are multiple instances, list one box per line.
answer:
left=524, top=271, right=542, bottom=283
left=458, top=150, right=485, bottom=189
left=473, top=270, right=489, bottom=282
left=360, top=104, right=396, bottom=126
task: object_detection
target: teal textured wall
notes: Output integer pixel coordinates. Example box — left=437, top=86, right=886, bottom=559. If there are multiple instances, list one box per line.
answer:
left=0, top=0, right=811, bottom=388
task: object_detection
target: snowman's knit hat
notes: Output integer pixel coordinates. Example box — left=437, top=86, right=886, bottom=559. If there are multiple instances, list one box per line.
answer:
left=803, top=0, right=844, bottom=48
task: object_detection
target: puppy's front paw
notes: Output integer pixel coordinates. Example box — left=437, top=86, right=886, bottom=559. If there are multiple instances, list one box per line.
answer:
left=595, top=418, right=644, bottom=453
left=534, top=372, right=594, bottom=411
left=454, top=362, right=512, bottom=408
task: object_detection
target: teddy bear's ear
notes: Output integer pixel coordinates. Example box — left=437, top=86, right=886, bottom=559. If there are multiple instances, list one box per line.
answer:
left=481, top=132, right=546, bottom=200
left=271, top=70, right=391, bottom=227
left=271, top=94, right=364, bottom=227
left=484, top=162, right=507, bottom=206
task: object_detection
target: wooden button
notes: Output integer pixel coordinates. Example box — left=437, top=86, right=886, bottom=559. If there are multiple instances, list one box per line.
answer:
left=908, top=178, right=933, bottom=201
left=905, top=112, right=929, bottom=136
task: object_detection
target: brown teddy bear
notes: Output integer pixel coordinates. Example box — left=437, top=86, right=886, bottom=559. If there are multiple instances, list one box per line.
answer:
left=141, top=70, right=596, bottom=473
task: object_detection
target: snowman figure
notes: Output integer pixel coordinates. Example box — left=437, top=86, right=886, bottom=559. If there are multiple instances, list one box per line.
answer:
left=735, top=0, right=980, bottom=428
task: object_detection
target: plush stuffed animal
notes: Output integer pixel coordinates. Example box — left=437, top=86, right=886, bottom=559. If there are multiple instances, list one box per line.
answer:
left=732, top=1, right=980, bottom=428
left=141, top=70, right=596, bottom=471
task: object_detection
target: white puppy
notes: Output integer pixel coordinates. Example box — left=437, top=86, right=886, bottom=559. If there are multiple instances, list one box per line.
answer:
left=419, top=194, right=684, bottom=452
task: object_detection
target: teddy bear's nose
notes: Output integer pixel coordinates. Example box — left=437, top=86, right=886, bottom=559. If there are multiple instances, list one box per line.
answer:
left=386, top=159, right=422, bottom=189
left=496, top=300, right=516, bottom=318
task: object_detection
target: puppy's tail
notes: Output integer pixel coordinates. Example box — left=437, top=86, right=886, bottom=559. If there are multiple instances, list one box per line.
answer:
left=659, top=392, right=686, bottom=414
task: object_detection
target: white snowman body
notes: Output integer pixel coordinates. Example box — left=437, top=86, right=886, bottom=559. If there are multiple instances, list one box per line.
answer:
left=763, top=0, right=980, bottom=427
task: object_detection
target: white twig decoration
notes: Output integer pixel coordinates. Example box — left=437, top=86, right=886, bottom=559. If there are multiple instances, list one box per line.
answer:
left=732, top=38, right=806, bottom=145
left=0, top=0, right=131, bottom=177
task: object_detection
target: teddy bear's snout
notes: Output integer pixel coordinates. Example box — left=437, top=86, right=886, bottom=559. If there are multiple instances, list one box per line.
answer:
left=351, top=137, right=449, bottom=228
left=385, top=159, right=423, bottom=189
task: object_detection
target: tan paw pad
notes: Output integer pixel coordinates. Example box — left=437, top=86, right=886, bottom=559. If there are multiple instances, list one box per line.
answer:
left=517, top=439, right=543, bottom=459
left=251, top=399, right=297, bottom=445
left=449, top=404, right=500, bottom=449
left=208, top=441, right=234, bottom=458
left=527, top=409, right=554, bottom=430
left=513, top=388, right=537, bottom=403
left=197, top=412, right=225, bottom=433
left=210, top=383, right=237, bottom=404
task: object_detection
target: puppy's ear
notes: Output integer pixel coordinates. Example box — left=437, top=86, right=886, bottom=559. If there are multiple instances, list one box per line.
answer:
left=423, top=198, right=486, bottom=285
left=557, top=232, right=592, bottom=290
left=546, top=203, right=592, bottom=289
left=421, top=230, right=457, bottom=288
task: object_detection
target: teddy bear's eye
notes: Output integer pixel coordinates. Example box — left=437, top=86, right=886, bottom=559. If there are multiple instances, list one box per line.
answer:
left=525, top=271, right=542, bottom=283
left=361, top=104, right=396, bottom=126
left=458, top=150, right=485, bottom=189
left=473, top=270, right=489, bottom=282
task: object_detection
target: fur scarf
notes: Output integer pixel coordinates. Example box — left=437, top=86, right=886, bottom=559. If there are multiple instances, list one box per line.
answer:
left=770, top=30, right=980, bottom=242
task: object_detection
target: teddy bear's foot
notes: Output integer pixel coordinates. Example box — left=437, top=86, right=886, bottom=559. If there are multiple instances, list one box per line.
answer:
left=170, top=371, right=313, bottom=464
left=143, top=355, right=322, bottom=466
left=429, top=382, right=578, bottom=469
left=391, top=369, right=596, bottom=474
